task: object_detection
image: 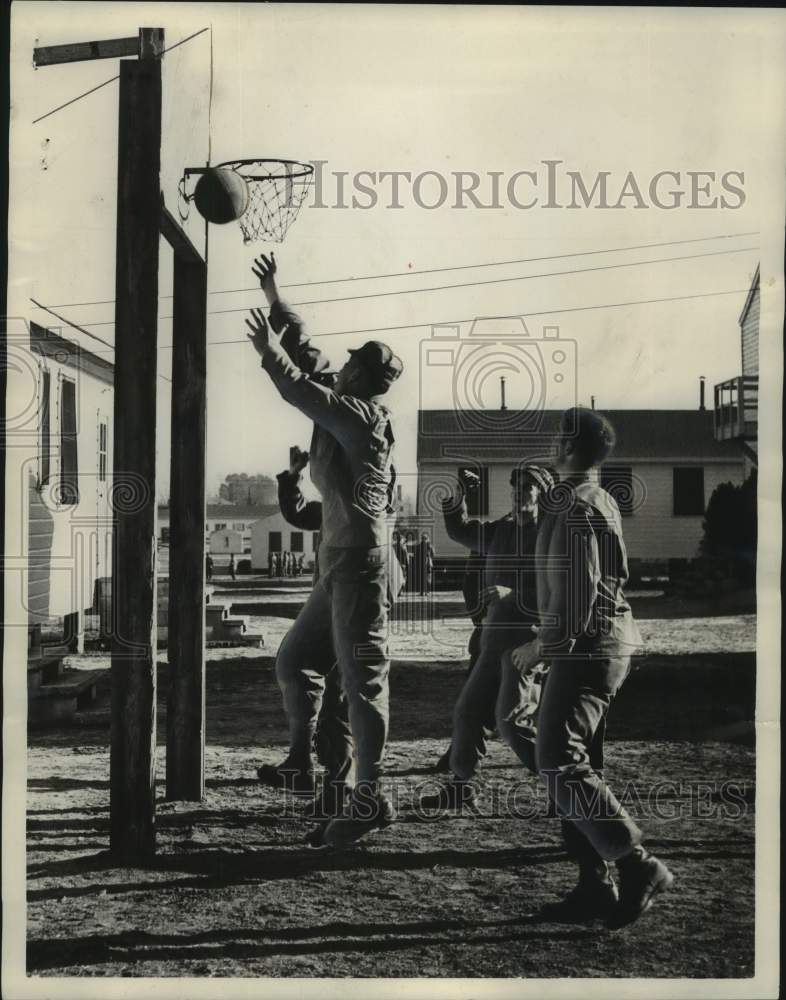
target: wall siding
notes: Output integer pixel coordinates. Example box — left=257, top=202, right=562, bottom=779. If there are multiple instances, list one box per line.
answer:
left=741, top=283, right=759, bottom=376
left=419, top=459, right=745, bottom=562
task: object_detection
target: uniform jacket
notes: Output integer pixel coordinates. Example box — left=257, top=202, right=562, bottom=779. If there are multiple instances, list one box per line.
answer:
left=442, top=496, right=539, bottom=623
left=277, top=466, right=407, bottom=593
left=263, top=300, right=397, bottom=550
left=535, top=478, right=642, bottom=656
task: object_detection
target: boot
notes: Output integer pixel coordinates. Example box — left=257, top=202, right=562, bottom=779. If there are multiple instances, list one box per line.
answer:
left=540, top=819, right=619, bottom=922
left=256, top=758, right=315, bottom=795
left=607, top=846, right=674, bottom=929
left=322, top=783, right=396, bottom=847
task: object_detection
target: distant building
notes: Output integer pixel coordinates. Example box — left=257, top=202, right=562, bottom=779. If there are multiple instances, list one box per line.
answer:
left=417, top=404, right=746, bottom=564
left=157, top=502, right=278, bottom=555
left=250, top=512, right=320, bottom=572
left=714, top=264, right=759, bottom=473
left=208, top=528, right=244, bottom=555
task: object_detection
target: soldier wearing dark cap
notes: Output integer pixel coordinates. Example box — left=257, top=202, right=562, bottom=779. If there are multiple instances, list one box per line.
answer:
left=423, top=463, right=554, bottom=809
left=510, top=406, right=674, bottom=927
left=247, top=253, right=404, bottom=847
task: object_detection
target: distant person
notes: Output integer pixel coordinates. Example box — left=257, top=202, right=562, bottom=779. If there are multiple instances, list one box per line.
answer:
left=391, top=531, right=409, bottom=590
left=416, top=532, right=434, bottom=596
left=229, top=553, right=236, bottom=581
left=205, top=553, right=213, bottom=583
left=405, top=532, right=417, bottom=592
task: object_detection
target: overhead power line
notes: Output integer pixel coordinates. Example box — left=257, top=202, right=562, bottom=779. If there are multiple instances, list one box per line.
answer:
left=29, top=297, right=115, bottom=349
left=37, top=285, right=749, bottom=356
left=45, top=231, right=759, bottom=310
left=61, top=244, right=759, bottom=329
left=173, top=286, right=753, bottom=349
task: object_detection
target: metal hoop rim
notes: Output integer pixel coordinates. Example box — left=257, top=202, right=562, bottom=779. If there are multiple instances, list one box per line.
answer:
left=216, top=158, right=315, bottom=182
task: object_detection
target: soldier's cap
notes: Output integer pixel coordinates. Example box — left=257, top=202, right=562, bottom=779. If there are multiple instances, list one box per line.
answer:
left=509, top=464, right=554, bottom=492
left=348, top=340, right=404, bottom=390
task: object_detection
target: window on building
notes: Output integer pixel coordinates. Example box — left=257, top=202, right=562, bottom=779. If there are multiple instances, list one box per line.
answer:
left=457, top=465, right=489, bottom=517
left=269, top=531, right=282, bottom=553
left=290, top=532, right=304, bottom=552
left=161, top=526, right=170, bottom=544
left=60, top=377, right=79, bottom=505
left=673, top=467, right=705, bottom=516
left=98, top=419, right=108, bottom=482
left=600, top=464, right=634, bottom=516
left=40, top=370, right=51, bottom=486
left=312, top=532, right=320, bottom=552
left=232, top=521, right=244, bottom=530
left=214, top=522, right=227, bottom=531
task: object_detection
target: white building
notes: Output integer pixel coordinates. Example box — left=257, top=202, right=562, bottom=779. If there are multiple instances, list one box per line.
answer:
left=250, top=511, right=321, bottom=572
left=26, top=322, right=114, bottom=633
left=417, top=405, right=746, bottom=567
left=157, top=502, right=278, bottom=554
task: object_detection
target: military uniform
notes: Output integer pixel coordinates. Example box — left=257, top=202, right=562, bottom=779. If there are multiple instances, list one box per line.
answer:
left=261, top=301, right=403, bottom=786
left=441, top=493, right=544, bottom=780
left=535, top=476, right=643, bottom=863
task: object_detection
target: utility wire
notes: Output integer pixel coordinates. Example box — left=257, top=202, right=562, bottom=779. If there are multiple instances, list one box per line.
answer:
left=29, top=297, right=115, bottom=349
left=32, top=27, right=210, bottom=125
left=45, top=231, right=759, bottom=309
left=65, top=245, right=758, bottom=328
left=171, top=286, right=752, bottom=349
left=44, top=285, right=750, bottom=355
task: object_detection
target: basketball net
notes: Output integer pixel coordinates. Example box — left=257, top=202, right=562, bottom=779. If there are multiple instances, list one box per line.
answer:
left=226, top=159, right=314, bottom=244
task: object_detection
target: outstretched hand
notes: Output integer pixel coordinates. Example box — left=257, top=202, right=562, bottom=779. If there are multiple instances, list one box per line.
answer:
left=245, top=308, right=284, bottom=358
left=252, top=253, right=279, bottom=307
left=289, top=446, right=309, bottom=474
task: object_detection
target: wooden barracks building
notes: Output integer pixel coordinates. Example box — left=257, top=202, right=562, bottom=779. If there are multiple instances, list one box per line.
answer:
left=416, top=402, right=747, bottom=568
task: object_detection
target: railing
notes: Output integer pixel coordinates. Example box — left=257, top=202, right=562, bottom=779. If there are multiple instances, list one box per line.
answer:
left=714, top=375, right=758, bottom=441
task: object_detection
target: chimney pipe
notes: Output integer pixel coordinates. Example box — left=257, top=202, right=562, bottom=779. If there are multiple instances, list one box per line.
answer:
left=500, top=376, right=507, bottom=411
left=699, top=376, right=706, bottom=411
left=590, top=395, right=596, bottom=410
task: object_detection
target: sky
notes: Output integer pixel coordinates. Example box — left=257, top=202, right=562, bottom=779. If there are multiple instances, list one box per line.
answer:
left=9, top=3, right=785, bottom=502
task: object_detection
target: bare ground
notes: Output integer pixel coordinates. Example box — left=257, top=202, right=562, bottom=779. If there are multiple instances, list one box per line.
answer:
left=26, top=592, right=756, bottom=979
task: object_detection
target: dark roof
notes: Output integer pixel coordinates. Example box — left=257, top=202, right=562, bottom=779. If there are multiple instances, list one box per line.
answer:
left=30, top=322, right=114, bottom=386
left=157, top=503, right=279, bottom=519
left=417, top=409, right=743, bottom=462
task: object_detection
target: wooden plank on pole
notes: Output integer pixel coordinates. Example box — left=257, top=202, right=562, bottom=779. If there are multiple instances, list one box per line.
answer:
left=166, top=241, right=207, bottom=801
left=33, top=36, right=139, bottom=67
left=110, top=55, right=162, bottom=860
left=160, top=205, right=204, bottom=266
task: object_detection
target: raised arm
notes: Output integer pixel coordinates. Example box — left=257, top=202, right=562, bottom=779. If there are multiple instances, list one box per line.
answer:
left=246, top=309, right=380, bottom=451
left=252, top=253, right=332, bottom=381
left=441, top=478, right=496, bottom=553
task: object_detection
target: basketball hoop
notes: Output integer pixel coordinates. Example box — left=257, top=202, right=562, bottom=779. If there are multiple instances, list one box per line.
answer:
left=180, top=158, right=314, bottom=244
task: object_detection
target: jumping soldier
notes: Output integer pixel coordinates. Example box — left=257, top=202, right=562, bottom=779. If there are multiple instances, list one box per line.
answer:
left=247, top=252, right=404, bottom=847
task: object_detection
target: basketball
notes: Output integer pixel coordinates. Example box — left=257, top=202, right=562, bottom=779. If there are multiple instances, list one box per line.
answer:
left=193, top=167, right=250, bottom=224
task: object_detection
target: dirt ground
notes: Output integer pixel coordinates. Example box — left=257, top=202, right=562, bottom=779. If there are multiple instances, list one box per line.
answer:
left=26, top=591, right=756, bottom=980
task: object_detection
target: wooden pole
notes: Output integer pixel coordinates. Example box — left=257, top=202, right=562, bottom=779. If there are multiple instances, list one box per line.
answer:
left=166, top=226, right=208, bottom=801
left=109, top=51, right=162, bottom=859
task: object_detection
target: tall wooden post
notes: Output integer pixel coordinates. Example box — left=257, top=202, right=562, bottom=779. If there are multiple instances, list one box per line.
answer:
left=110, top=36, right=163, bottom=859
left=166, top=220, right=208, bottom=801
